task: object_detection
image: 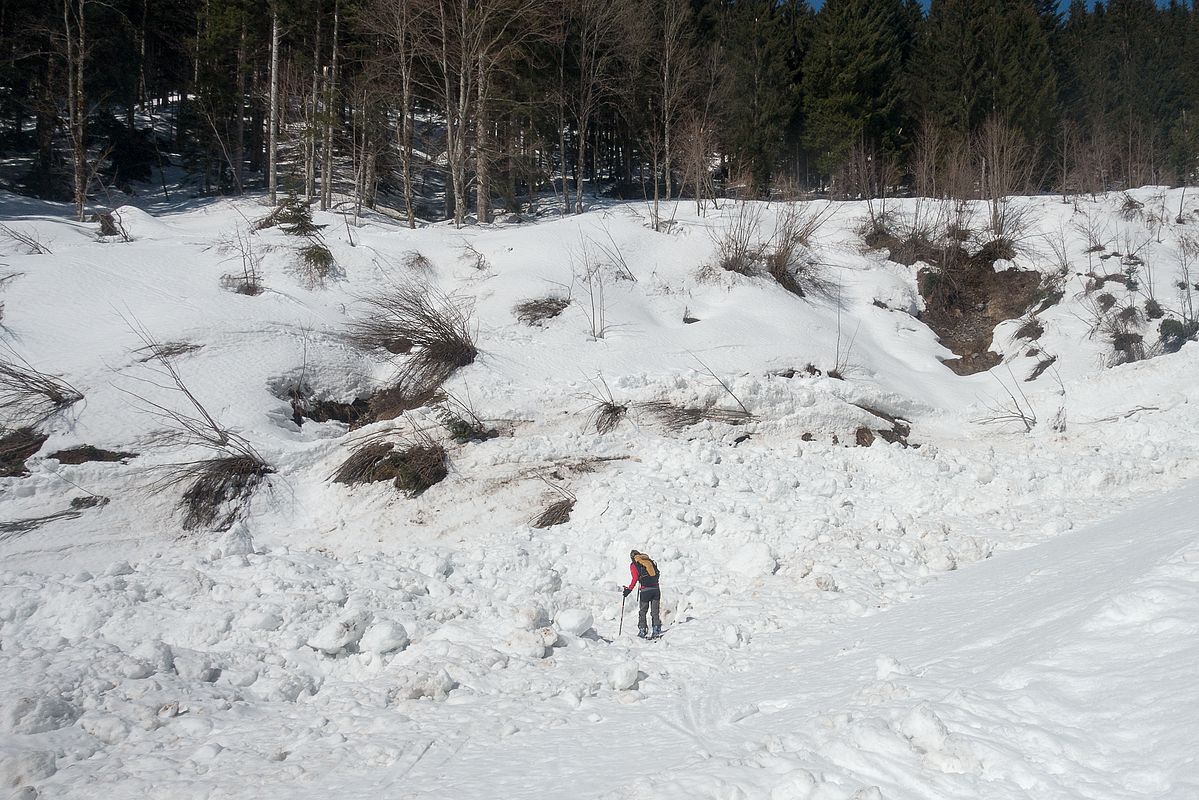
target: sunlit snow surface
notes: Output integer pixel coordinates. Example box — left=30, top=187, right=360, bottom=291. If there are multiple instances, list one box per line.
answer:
left=1, top=188, right=1197, bottom=798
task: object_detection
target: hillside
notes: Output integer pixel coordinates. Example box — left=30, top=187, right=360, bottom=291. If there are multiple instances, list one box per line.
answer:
left=1, top=187, right=1197, bottom=798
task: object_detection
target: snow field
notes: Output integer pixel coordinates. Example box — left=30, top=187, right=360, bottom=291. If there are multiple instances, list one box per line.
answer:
left=1, top=187, right=1198, bottom=797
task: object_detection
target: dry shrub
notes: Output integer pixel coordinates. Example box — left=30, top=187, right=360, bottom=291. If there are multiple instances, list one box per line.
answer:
left=514, top=296, right=570, bottom=326
left=532, top=498, right=574, bottom=528
left=460, top=242, right=491, bottom=271
left=1015, top=317, right=1044, bottom=340
left=346, top=285, right=477, bottom=419
left=579, top=376, right=627, bottom=434
left=0, top=351, right=83, bottom=429
left=220, top=272, right=264, bottom=296
left=346, top=285, right=476, bottom=363
left=0, top=427, right=48, bottom=477
left=333, top=439, right=447, bottom=495
left=135, top=341, right=203, bottom=362
left=712, top=203, right=764, bottom=275
left=436, top=394, right=496, bottom=443
left=636, top=400, right=752, bottom=430
left=405, top=251, right=433, bottom=272
left=1102, top=317, right=1147, bottom=366
left=0, top=496, right=109, bottom=542
left=159, top=455, right=272, bottom=531
left=765, top=203, right=836, bottom=298
left=126, top=324, right=273, bottom=531
left=366, top=380, right=446, bottom=422
left=0, top=224, right=51, bottom=254
left=1119, top=193, right=1145, bottom=221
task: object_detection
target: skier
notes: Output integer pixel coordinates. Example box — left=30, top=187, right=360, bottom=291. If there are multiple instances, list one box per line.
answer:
left=623, top=549, right=662, bottom=638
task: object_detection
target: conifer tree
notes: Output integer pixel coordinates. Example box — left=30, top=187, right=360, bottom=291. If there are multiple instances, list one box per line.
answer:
left=801, top=0, right=910, bottom=176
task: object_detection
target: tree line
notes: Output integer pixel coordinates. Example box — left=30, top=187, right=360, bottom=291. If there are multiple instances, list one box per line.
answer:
left=1, top=0, right=1196, bottom=224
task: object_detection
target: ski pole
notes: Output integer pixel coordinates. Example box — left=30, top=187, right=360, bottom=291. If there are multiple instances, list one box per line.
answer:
left=618, top=589, right=626, bottom=636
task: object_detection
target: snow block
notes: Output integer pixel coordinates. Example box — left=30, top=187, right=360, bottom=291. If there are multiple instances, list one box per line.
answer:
left=555, top=609, right=594, bottom=637
left=0, top=746, right=56, bottom=789
left=307, top=611, right=371, bottom=655
left=360, top=620, right=409, bottom=654
left=728, top=542, right=777, bottom=577
left=0, top=695, right=80, bottom=735
left=608, top=661, right=639, bottom=690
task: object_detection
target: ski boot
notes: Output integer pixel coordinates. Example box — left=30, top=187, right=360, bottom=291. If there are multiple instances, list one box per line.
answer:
left=637, top=628, right=648, bottom=639
left=651, top=625, right=662, bottom=639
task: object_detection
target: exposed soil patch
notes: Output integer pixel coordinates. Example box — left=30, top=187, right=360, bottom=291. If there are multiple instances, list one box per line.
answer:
left=851, top=404, right=914, bottom=447
left=918, top=245, right=1043, bottom=376
left=48, top=445, right=138, bottom=464
left=292, top=396, right=371, bottom=427
left=0, top=428, right=48, bottom=477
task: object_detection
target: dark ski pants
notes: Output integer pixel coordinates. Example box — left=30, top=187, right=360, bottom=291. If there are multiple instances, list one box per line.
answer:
left=638, top=587, right=661, bottom=631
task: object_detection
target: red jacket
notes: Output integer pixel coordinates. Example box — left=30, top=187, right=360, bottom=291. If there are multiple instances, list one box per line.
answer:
left=626, top=558, right=661, bottom=591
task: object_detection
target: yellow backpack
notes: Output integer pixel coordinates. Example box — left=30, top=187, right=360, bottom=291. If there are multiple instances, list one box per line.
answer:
left=633, top=553, right=658, bottom=577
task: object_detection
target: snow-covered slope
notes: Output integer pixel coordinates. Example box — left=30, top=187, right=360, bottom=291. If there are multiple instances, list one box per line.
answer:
left=1, top=188, right=1197, bottom=798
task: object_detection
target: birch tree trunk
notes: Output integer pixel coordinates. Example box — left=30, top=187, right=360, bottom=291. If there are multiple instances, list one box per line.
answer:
left=307, top=5, right=321, bottom=199
left=321, top=0, right=340, bottom=211
left=63, top=0, right=87, bottom=221
left=268, top=8, right=280, bottom=205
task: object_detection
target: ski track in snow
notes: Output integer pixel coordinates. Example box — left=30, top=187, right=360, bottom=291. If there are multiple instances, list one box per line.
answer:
left=1, top=188, right=1198, bottom=798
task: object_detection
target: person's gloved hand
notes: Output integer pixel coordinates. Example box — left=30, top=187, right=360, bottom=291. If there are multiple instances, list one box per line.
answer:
left=622, top=587, right=631, bottom=598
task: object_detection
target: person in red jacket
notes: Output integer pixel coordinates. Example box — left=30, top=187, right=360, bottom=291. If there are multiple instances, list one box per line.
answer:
left=623, top=549, right=662, bottom=638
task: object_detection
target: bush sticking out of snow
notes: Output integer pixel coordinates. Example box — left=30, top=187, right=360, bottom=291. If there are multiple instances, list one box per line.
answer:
left=514, top=296, right=570, bottom=326
left=636, top=400, right=752, bottom=431
left=166, top=455, right=273, bottom=532
left=532, top=497, right=574, bottom=529
left=346, top=285, right=477, bottom=421
left=0, top=353, right=83, bottom=430
left=332, top=440, right=447, bottom=496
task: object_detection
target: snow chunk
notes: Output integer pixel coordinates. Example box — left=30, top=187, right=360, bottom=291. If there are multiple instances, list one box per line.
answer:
left=770, top=769, right=817, bottom=799
left=503, top=629, right=549, bottom=659
left=360, top=620, right=409, bottom=654
left=555, top=609, right=594, bottom=637
left=898, top=703, right=949, bottom=752
left=242, top=610, right=283, bottom=631
left=105, top=560, right=134, bottom=577
left=0, top=696, right=80, bottom=735
left=728, top=543, right=777, bottom=577
left=307, top=611, right=371, bottom=655
left=875, top=655, right=912, bottom=680
left=0, top=747, right=56, bottom=788
left=608, top=661, right=639, bottom=690
left=511, top=605, right=550, bottom=631
left=78, top=713, right=131, bottom=745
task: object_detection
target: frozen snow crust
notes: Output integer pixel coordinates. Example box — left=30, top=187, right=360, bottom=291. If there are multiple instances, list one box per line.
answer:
left=1, top=188, right=1198, bottom=798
